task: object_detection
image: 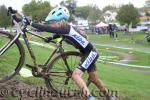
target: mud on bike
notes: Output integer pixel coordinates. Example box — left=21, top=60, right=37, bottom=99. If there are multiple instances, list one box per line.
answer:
left=0, top=8, right=91, bottom=92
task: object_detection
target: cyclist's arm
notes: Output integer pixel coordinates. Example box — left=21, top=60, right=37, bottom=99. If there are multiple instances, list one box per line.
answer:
left=46, top=34, right=61, bottom=42
left=31, top=23, right=70, bottom=34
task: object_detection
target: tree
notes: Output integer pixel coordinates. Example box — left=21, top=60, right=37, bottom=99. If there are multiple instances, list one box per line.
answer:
left=145, top=0, right=150, bottom=8
left=102, top=5, right=117, bottom=13
left=88, top=5, right=103, bottom=25
left=0, top=5, right=11, bottom=27
left=75, top=5, right=91, bottom=19
left=60, top=0, right=77, bottom=21
left=146, top=11, right=150, bottom=16
left=60, top=0, right=76, bottom=11
left=143, top=0, right=150, bottom=16
left=22, top=0, right=52, bottom=21
left=116, top=4, right=139, bottom=26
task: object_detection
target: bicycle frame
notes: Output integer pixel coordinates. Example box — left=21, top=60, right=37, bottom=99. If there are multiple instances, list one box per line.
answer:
left=0, top=19, right=64, bottom=75
left=0, top=21, right=21, bottom=55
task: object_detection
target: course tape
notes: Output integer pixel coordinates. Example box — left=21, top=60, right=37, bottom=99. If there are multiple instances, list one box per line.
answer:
left=19, top=39, right=150, bottom=69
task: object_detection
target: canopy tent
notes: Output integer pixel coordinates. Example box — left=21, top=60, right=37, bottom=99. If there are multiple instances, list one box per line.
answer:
left=95, top=21, right=108, bottom=28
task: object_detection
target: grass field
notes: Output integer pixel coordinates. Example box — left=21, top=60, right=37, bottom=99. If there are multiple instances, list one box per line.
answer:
left=0, top=31, right=150, bottom=100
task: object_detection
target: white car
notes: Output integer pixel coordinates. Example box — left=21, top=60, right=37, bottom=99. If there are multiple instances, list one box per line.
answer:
left=129, top=22, right=150, bottom=32
left=136, top=23, right=149, bottom=31
left=0, top=28, right=10, bottom=32
left=0, top=28, right=5, bottom=31
left=0, top=27, right=16, bottom=32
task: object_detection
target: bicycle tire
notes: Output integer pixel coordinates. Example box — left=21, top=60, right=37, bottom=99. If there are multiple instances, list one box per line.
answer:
left=45, top=51, right=91, bottom=92
left=0, top=31, right=25, bottom=82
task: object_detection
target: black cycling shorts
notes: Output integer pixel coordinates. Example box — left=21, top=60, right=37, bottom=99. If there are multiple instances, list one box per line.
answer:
left=77, top=49, right=99, bottom=72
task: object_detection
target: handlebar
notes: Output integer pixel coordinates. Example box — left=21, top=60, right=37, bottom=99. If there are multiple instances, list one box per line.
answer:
left=7, top=7, right=17, bottom=15
left=7, top=7, right=23, bottom=23
left=7, top=7, right=64, bottom=45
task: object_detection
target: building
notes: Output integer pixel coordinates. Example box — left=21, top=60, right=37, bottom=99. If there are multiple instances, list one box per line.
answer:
left=74, top=17, right=89, bottom=30
left=103, top=10, right=117, bottom=23
left=139, top=16, right=150, bottom=22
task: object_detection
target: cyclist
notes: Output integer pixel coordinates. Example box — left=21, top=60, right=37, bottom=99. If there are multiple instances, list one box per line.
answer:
left=23, top=6, right=115, bottom=100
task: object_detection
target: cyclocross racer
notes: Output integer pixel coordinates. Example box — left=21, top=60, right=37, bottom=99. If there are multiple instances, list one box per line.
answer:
left=23, top=6, right=115, bottom=100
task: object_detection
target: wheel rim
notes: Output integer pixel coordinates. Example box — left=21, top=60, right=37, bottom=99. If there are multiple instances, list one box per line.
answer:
left=0, top=32, right=24, bottom=82
left=45, top=52, right=90, bottom=93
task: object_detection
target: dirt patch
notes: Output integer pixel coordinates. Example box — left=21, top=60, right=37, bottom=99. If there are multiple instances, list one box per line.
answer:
left=129, top=67, right=150, bottom=74
left=103, top=50, right=134, bottom=63
left=0, top=80, right=108, bottom=100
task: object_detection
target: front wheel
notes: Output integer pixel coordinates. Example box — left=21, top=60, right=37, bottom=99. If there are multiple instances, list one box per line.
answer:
left=0, top=31, right=25, bottom=82
left=45, top=51, right=91, bottom=92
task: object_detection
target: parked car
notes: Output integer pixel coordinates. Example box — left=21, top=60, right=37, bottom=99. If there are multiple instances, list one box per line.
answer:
left=129, top=22, right=150, bottom=32
left=116, top=24, right=128, bottom=31
left=136, top=23, right=149, bottom=31
left=0, top=27, right=16, bottom=32
left=0, top=28, right=5, bottom=31
left=0, top=27, right=10, bottom=32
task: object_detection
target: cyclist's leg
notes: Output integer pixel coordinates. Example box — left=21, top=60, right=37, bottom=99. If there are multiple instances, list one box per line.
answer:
left=72, top=50, right=93, bottom=97
left=86, top=50, right=109, bottom=96
left=72, top=50, right=98, bottom=97
left=88, top=68, right=108, bottom=96
left=88, top=70, right=117, bottom=100
left=72, top=68, right=91, bottom=97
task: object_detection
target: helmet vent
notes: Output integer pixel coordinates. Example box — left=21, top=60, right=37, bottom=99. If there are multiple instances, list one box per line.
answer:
left=57, top=13, right=62, bottom=16
left=59, top=8, right=62, bottom=10
left=45, top=6, right=70, bottom=21
left=52, top=11, right=55, bottom=15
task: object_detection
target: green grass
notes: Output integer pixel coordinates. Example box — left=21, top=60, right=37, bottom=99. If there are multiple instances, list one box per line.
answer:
left=98, top=63, right=150, bottom=100
left=88, top=32, right=150, bottom=66
left=88, top=32, right=150, bottom=52
left=0, top=31, right=150, bottom=100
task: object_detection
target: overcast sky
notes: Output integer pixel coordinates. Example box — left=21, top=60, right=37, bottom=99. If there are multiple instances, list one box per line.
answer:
left=0, top=0, right=146, bottom=11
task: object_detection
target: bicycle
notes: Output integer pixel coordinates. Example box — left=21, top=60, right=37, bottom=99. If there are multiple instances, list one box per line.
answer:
left=0, top=7, right=91, bottom=92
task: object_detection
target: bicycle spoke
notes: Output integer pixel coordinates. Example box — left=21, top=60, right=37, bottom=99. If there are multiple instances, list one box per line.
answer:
left=73, top=56, right=78, bottom=69
left=0, top=32, right=24, bottom=82
left=47, top=72, right=67, bottom=77
left=45, top=52, right=90, bottom=92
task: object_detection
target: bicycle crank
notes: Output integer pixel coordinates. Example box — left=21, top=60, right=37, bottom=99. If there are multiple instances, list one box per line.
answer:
left=26, top=64, right=44, bottom=77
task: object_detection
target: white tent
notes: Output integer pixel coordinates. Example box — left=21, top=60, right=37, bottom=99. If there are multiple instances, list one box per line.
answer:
left=95, top=21, right=108, bottom=28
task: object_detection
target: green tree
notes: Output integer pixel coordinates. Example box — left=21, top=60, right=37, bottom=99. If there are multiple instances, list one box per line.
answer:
left=60, top=0, right=76, bottom=10
left=146, top=11, right=150, bottom=16
left=116, top=4, right=139, bottom=26
left=88, top=5, right=102, bottom=25
left=22, top=0, right=52, bottom=21
left=60, top=0, right=77, bottom=21
left=143, top=0, right=150, bottom=16
left=0, top=5, right=11, bottom=27
left=145, top=0, right=150, bottom=8
left=102, top=5, right=117, bottom=13
left=75, top=5, right=91, bottom=19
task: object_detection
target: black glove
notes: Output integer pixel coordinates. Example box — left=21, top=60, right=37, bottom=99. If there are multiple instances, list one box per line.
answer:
left=44, top=37, right=53, bottom=43
left=8, top=7, right=17, bottom=14
left=22, top=16, right=31, bottom=26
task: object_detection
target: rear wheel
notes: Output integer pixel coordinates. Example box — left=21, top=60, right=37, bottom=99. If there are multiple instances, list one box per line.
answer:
left=45, top=51, right=91, bottom=92
left=0, top=31, right=25, bottom=82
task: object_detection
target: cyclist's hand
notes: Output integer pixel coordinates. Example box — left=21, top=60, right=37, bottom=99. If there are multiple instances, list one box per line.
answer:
left=8, top=7, right=17, bottom=14
left=44, top=37, right=53, bottom=43
left=22, top=16, right=32, bottom=26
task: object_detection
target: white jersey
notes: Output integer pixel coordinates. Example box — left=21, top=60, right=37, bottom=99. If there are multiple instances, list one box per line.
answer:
left=68, top=26, right=89, bottom=48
